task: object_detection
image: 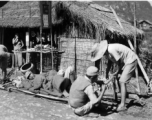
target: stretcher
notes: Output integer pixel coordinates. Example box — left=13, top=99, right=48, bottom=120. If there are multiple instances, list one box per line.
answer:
left=0, top=84, right=68, bottom=103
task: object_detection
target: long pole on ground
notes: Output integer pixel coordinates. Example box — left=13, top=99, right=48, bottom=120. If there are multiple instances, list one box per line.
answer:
left=39, top=1, right=43, bottom=74
left=48, top=1, right=54, bottom=70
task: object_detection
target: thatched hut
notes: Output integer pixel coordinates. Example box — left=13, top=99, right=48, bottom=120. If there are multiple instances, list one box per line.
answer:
left=0, top=1, right=143, bottom=43
left=0, top=1, right=144, bottom=73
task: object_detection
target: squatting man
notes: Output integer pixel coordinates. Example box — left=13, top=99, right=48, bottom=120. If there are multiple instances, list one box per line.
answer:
left=69, top=66, right=107, bottom=116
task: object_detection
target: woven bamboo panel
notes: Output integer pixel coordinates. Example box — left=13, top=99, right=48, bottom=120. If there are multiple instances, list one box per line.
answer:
left=60, top=37, right=96, bottom=75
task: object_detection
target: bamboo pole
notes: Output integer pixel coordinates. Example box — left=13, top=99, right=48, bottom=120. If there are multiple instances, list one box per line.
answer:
left=110, top=6, right=123, bottom=29
left=133, top=2, right=140, bottom=93
left=48, top=1, right=54, bottom=70
left=73, top=23, right=77, bottom=75
left=39, top=1, right=43, bottom=74
left=128, top=40, right=149, bottom=84
left=0, top=85, right=68, bottom=103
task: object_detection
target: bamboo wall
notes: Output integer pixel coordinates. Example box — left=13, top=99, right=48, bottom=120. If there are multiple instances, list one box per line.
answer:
left=59, top=37, right=97, bottom=75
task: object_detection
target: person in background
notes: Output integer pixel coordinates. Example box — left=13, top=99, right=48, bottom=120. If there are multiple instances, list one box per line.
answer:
left=21, top=71, right=46, bottom=93
left=42, top=33, right=48, bottom=45
left=12, top=33, right=24, bottom=69
left=69, top=66, right=107, bottom=116
left=47, top=34, right=51, bottom=46
left=90, top=40, right=138, bottom=112
left=0, top=45, right=10, bottom=84
left=35, top=32, right=40, bottom=46
left=41, top=66, right=76, bottom=97
left=41, top=69, right=68, bottom=97
left=64, top=65, right=76, bottom=91
left=31, top=31, right=36, bottom=48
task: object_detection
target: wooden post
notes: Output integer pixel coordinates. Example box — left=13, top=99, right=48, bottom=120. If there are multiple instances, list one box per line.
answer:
left=48, top=1, right=54, bottom=70
left=133, top=2, right=140, bottom=94
left=73, top=23, right=77, bottom=75
left=39, top=1, right=43, bottom=74
left=2, top=8, right=3, bottom=18
left=25, top=32, right=30, bottom=63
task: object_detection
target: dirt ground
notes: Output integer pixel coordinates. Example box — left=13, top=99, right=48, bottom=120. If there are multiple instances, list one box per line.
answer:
left=0, top=69, right=152, bottom=120
left=0, top=89, right=152, bottom=120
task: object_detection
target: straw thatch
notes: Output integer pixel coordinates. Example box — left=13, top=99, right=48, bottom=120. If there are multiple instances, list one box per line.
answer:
left=0, top=1, right=143, bottom=40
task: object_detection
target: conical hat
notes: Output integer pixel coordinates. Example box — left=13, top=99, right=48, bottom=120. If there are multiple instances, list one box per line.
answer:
left=90, top=40, right=108, bottom=62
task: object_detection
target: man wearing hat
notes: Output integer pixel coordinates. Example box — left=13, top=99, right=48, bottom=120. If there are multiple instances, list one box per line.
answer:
left=0, top=45, right=10, bottom=84
left=69, top=66, right=107, bottom=116
left=90, top=40, right=138, bottom=112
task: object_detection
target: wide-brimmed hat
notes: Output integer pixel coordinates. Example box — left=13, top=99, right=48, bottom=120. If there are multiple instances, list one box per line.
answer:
left=86, top=66, right=98, bottom=76
left=90, top=40, right=108, bottom=62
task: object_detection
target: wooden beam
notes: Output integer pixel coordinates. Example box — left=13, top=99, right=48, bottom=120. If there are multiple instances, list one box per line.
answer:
left=128, top=40, right=150, bottom=84
left=133, top=2, right=140, bottom=94
left=39, top=1, right=43, bottom=73
left=110, top=6, right=123, bottom=29
left=48, top=1, right=54, bottom=70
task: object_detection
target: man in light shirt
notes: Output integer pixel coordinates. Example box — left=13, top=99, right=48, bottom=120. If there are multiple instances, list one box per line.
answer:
left=90, top=40, right=138, bottom=112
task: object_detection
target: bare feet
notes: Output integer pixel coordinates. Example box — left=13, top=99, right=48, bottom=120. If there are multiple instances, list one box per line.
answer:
left=116, top=104, right=127, bottom=112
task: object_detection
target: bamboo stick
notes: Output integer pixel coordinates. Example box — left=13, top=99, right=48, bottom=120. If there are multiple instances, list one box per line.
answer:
left=110, top=6, right=123, bottom=29
left=128, top=40, right=150, bottom=84
left=39, top=1, right=43, bottom=74
left=133, top=2, right=140, bottom=94
left=0, top=85, right=68, bottom=103
left=48, top=1, right=54, bottom=70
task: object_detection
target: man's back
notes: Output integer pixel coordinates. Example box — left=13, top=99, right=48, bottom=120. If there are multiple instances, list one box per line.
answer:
left=69, top=76, right=91, bottom=108
left=108, top=43, right=137, bottom=65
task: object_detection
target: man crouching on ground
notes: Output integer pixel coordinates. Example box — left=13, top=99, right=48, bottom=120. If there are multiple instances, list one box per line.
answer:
left=0, top=45, right=10, bottom=84
left=69, top=66, right=107, bottom=116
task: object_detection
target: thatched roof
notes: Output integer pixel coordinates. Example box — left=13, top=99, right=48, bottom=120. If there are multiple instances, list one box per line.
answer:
left=0, top=1, right=41, bottom=27
left=0, top=1, right=143, bottom=40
